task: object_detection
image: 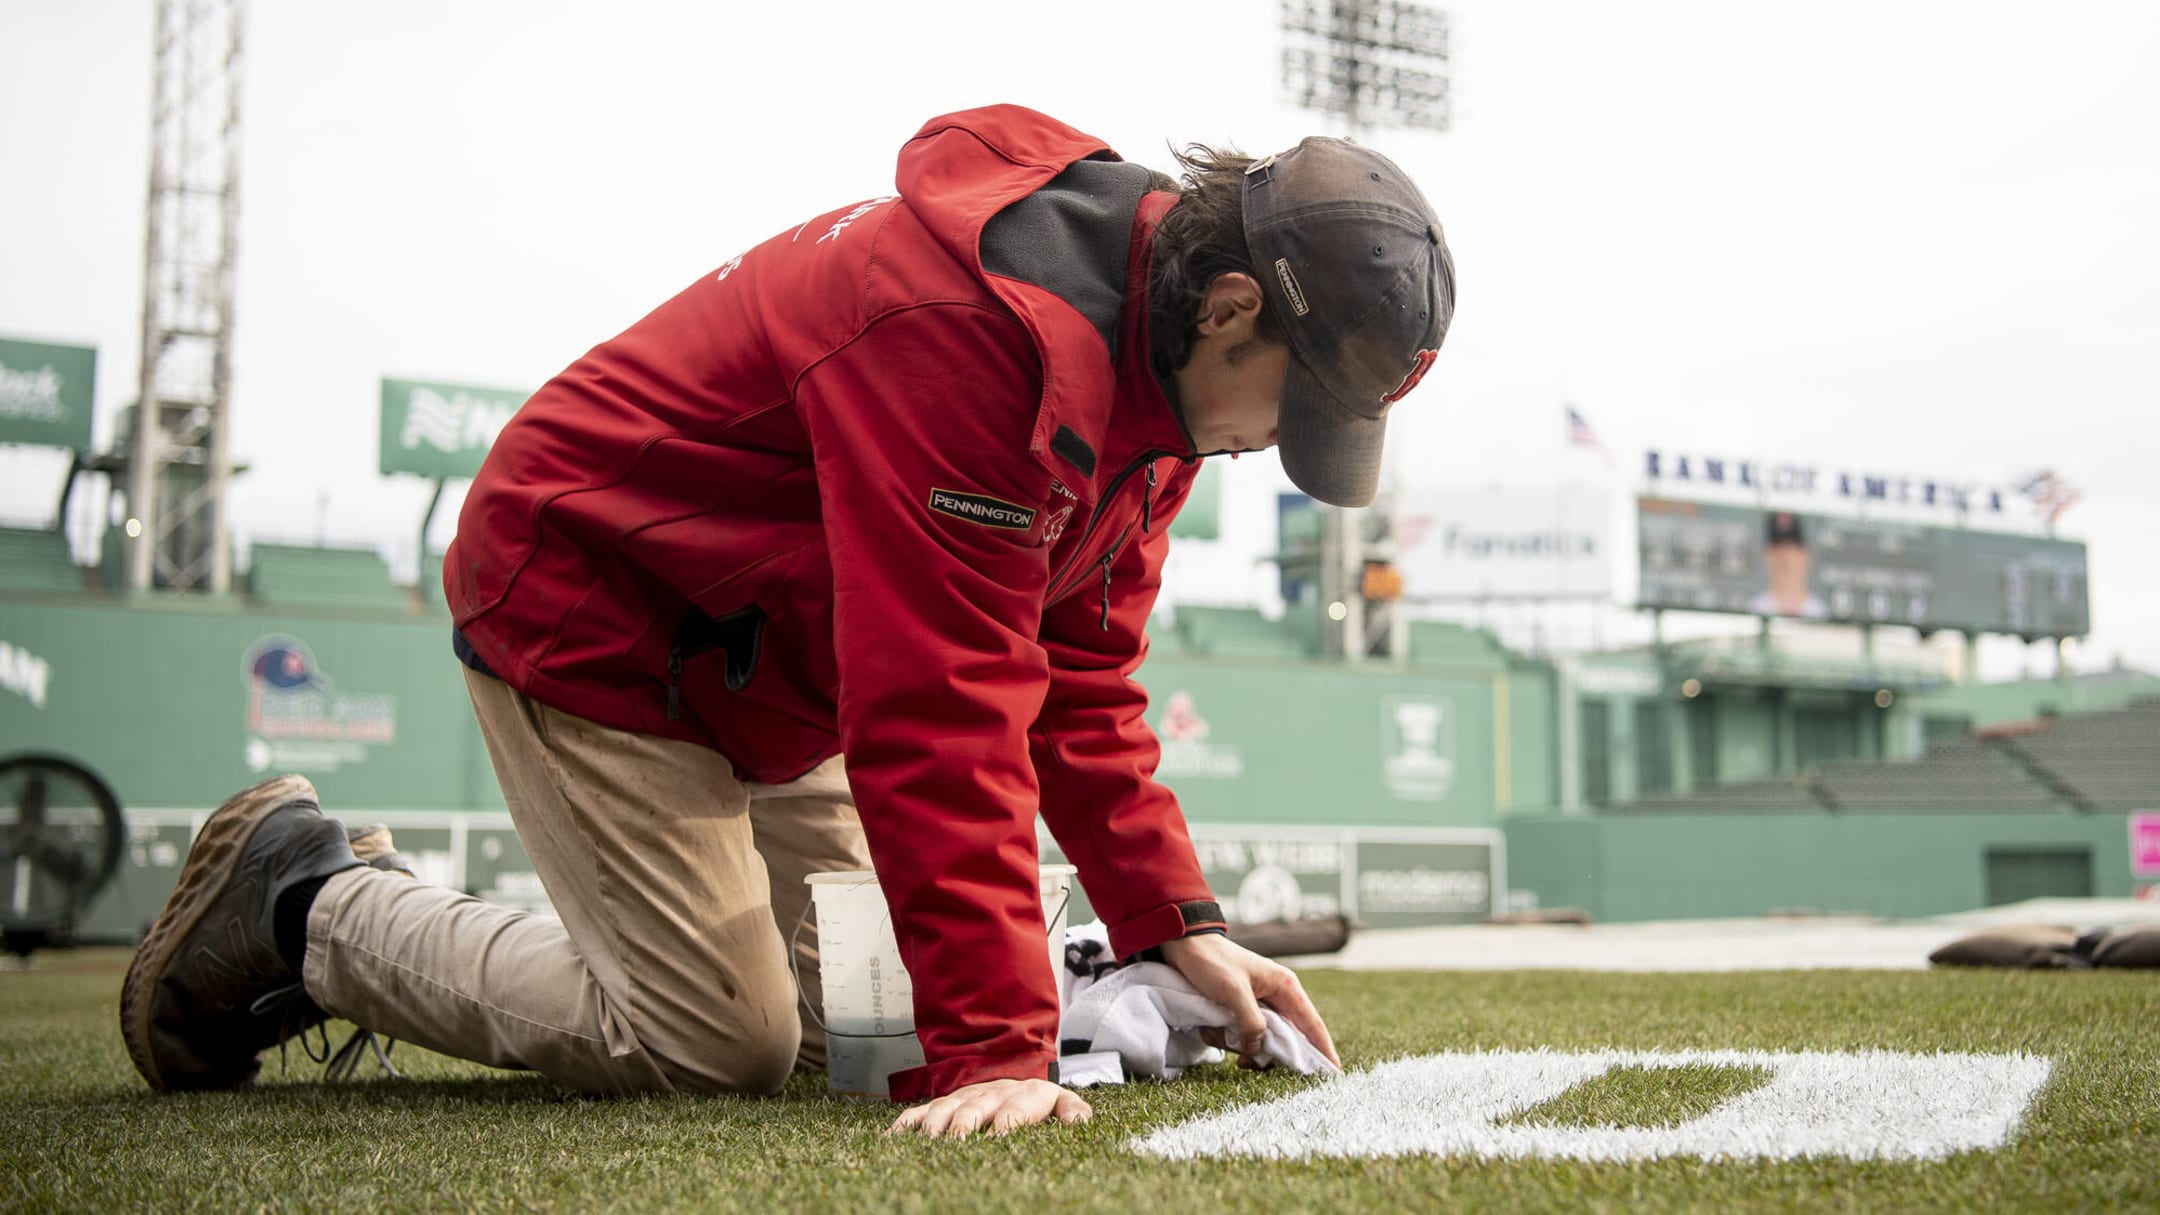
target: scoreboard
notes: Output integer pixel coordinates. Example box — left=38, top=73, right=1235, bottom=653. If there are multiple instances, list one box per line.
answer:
left=1636, top=497, right=2089, bottom=638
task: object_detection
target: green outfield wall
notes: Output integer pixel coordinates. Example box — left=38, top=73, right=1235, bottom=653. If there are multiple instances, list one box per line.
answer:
left=1, top=595, right=1551, bottom=827
left=4, top=591, right=1548, bottom=937
left=10, top=581, right=2152, bottom=941
left=1505, top=811, right=2141, bottom=922
left=1131, top=654, right=1556, bottom=828
left=0, top=596, right=499, bottom=813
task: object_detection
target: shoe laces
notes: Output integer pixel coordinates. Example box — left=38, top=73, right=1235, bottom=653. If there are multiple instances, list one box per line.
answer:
left=249, top=981, right=404, bottom=1081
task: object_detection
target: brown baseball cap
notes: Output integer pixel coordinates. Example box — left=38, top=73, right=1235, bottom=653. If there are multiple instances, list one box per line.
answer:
left=1244, top=137, right=1455, bottom=508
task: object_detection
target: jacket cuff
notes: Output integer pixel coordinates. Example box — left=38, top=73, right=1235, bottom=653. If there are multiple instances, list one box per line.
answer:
left=886, top=1049, right=1059, bottom=1103
left=1106, top=899, right=1227, bottom=959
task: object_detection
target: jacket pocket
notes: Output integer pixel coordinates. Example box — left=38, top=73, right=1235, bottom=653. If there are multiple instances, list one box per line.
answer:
left=667, top=604, right=767, bottom=718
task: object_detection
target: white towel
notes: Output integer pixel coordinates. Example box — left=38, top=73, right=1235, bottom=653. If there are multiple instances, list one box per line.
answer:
left=1062, top=960, right=1341, bottom=1081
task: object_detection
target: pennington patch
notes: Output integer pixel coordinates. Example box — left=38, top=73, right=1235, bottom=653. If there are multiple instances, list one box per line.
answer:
left=928, top=488, right=1036, bottom=530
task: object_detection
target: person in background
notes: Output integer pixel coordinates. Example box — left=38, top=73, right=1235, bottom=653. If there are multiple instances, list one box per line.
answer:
left=1749, top=511, right=1829, bottom=619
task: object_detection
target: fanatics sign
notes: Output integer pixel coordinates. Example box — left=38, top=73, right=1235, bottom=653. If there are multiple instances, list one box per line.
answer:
left=1392, top=487, right=1611, bottom=600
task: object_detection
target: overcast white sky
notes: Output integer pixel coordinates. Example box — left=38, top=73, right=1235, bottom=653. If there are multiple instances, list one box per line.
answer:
left=3, top=0, right=2155, bottom=678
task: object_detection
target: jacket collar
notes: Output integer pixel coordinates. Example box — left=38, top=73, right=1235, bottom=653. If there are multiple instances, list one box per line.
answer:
left=1104, top=191, right=1200, bottom=477
left=893, top=106, right=1194, bottom=488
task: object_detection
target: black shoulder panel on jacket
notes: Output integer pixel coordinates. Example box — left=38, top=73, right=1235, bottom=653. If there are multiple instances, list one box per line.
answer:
left=979, top=158, right=1172, bottom=361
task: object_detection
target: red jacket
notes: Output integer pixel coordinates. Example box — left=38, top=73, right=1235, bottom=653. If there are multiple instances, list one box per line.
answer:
left=445, top=106, right=1224, bottom=1100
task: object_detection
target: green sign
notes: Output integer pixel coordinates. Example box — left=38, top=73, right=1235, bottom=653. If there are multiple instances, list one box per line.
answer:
left=0, top=337, right=96, bottom=451
left=1045, top=825, right=1503, bottom=927
left=1638, top=497, right=2090, bottom=638
left=1351, top=839, right=1499, bottom=928
left=379, top=378, right=529, bottom=479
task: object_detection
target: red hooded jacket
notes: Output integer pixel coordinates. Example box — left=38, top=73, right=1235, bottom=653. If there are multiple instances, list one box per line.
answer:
left=444, top=106, right=1225, bottom=1100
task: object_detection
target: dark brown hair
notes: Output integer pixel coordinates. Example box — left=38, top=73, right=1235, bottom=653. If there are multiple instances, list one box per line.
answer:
left=1148, top=144, right=1290, bottom=379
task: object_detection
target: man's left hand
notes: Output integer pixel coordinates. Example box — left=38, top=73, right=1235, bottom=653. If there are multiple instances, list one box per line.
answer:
left=886, top=1078, right=1091, bottom=1140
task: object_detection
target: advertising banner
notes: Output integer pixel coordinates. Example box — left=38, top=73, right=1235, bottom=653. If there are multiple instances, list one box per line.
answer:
left=2132, top=813, right=2160, bottom=879
left=1636, top=497, right=2089, bottom=637
left=1352, top=838, right=1500, bottom=928
left=0, top=337, right=96, bottom=451
left=1046, top=825, right=1504, bottom=928
left=378, top=378, right=529, bottom=479
left=1393, top=487, right=1611, bottom=599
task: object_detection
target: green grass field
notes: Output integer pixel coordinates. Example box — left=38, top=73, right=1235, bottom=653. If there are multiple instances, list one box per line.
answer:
left=4, top=950, right=2153, bottom=1213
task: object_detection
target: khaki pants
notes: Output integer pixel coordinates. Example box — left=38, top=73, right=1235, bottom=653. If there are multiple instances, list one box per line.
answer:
left=301, top=668, right=869, bottom=1095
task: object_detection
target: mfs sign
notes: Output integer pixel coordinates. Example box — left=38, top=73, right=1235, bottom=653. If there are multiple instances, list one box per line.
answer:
left=378, top=378, right=529, bottom=479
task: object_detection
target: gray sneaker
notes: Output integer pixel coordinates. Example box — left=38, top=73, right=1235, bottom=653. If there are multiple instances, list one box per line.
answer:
left=345, top=823, right=416, bottom=877
left=120, top=774, right=363, bottom=1091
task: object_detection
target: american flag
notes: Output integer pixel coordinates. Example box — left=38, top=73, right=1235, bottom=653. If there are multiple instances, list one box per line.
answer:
left=2016, top=470, right=2081, bottom=526
left=1566, top=406, right=1605, bottom=454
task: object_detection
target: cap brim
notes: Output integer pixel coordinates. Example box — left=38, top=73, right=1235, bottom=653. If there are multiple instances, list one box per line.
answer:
left=1277, top=354, right=1385, bottom=508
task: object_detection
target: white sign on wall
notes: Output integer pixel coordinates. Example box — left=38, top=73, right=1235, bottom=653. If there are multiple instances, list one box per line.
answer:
left=1394, top=487, right=1612, bottom=600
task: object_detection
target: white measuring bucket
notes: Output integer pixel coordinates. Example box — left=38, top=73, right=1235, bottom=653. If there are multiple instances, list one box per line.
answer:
left=805, top=864, right=1076, bottom=1099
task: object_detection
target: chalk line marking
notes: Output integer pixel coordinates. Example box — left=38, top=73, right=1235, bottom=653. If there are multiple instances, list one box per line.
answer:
left=1130, top=1049, right=2053, bottom=1162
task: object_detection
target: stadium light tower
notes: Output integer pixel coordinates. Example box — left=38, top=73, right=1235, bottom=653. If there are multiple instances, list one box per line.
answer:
left=126, top=0, right=246, bottom=593
left=1280, top=0, right=1449, bottom=660
left=1282, top=0, right=1452, bottom=138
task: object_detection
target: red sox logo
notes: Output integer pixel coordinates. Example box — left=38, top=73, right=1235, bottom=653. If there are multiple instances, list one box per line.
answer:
left=1383, top=349, right=1439, bottom=403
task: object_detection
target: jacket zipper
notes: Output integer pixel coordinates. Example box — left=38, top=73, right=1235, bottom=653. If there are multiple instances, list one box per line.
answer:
left=1046, top=449, right=1178, bottom=604
left=1091, top=523, right=1135, bottom=630
left=1101, top=460, right=1169, bottom=628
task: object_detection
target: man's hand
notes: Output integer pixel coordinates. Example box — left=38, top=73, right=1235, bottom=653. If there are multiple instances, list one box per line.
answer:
left=1159, top=932, right=1341, bottom=1069
left=886, top=1078, right=1091, bottom=1139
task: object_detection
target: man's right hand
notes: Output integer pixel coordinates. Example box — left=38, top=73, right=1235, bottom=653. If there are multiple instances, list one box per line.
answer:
left=886, top=1078, right=1092, bottom=1140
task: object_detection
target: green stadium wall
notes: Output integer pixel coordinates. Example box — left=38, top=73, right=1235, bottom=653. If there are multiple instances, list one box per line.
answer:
left=1, top=596, right=1553, bottom=828
left=1505, top=811, right=2141, bottom=922
left=8, top=584, right=2153, bottom=939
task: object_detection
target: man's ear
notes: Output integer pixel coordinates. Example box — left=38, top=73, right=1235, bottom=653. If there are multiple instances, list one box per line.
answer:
left=1194, top=272, right=1265, bottom=336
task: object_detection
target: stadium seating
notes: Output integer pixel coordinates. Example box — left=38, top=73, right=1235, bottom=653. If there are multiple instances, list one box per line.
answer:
left=1615, top=775, right=1826, bottom=815
left=1172, top=606, right=1313, bottom=658
left=417, top=551, right=447, bottom=609
left=1809, top=737, right=2065, bottom=813
left=1990, top=699, right=2160, bottom=811
left=0, top=526, right=87, bottom=593
left=1608, top=700, right=2160, bottom=816
left=244, top=542, right=410, bottom=610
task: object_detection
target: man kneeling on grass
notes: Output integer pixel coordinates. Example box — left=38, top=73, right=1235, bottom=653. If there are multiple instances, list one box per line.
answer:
left=121, top=104, right=1453, bottom=1137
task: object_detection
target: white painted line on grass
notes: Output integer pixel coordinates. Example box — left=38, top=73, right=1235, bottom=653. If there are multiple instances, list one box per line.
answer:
left=1130, top=1049, right=2053, bottom=1163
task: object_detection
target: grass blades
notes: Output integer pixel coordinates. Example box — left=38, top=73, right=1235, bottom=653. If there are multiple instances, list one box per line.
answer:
left=1500, top=1063, right=1773, bottom=1130
left=3, top=951, right=2155, bottom=1213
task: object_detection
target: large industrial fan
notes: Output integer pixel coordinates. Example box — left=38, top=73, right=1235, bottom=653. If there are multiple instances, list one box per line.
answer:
left=1, top=754, right=126, bottom=960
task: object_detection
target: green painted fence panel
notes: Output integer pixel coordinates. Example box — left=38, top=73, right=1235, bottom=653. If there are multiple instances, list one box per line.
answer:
left=1133, top=656, right=1510, bottom=828
left=1503, top=811, right=2138, bottom=922
left=0, top=598, right=499, bottom=813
